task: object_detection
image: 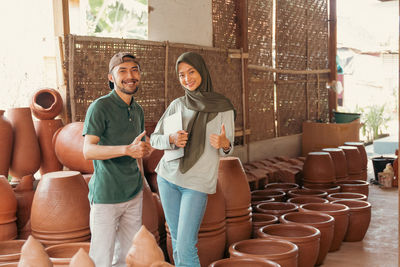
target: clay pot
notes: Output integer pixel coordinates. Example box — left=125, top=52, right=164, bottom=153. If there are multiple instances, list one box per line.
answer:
left=31, top=171, right=90, bottom=246
left=69, top=248, right=95, bottom=267
left=142, top=179, right=160, bottom=244
left=303, top=152, right=335, bottom=184
left=287, top=196, right=329, bottom=205
left=255, top=202, right=298, bottom=217
left=0, top=239, right=25, bottom=264
left=218, top=157, right=251, bottom=217
left=302, top=183, right=341, bottom=194
left=34, top=119, right=64, bottom=174
left=336, top=180, right=369, bottom=197
left=6, top=108, right=41, bottom=178
left=331, top=200, right=371, bottom=242
left=321, top=148, right=349, bottom=180
left=327, top=192, right=367, bottom=202
left=251, top=196, right=275, bottom=210
left=257, top=223, right=321, bottom=267
left=338, top=146, right=363, bottom=180
left=251, top=189, right=286, bottom=202
left=0, top=110, right=13, bottom=177
left=280, top=211, right=334, bottom=266
left=13, top=175, right=34, bottom=238
left=19, top=235, right=52, bottom=267
left=142, top=147, right=164, bottom=174
left=53, top=122, right=94, bottom=174
left=251, top=213, right=278, bottom=238
left=30, top=88, right=63, bottom=120
left=299, top=203, right=350, bottom=252
left=287, top=189, right=328, bottom=199
left=229, top=239, right=298, bottom=267
left=152, top=193, right=166, bottom=252
left=209, top=257, right=281, bottom=267
left=226, top=213, right=252, bottom=249
left=45, top=242, right=90, bottom=266
left=200, top=183, right=226, bottom=231
left=264, top=183, right=299, bottom=193
left=343, top=142, right=368, bottom=170
left=0, top=176, right=17, bottom=241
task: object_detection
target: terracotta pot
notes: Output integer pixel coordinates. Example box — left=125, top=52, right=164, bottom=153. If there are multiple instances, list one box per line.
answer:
left=209, top=257, right=281, bottom=267
left=0, top=263, right=18, bottom=267
left=303, top=152, right=335, bottom=184
left=142, top=179, right=160, bottom=244
left=338, top=146, right=363, bottom=176
left=34, top=119, right=64, bottom=174
left=327, top=192, right=367, bottom=202
left=287, top=189, right=328, bottom=199
left=6, top=108, right=41, bottom=178
left=226, top=213, right=252, bottom=249
left=0, top=239, right=25, bottom=264
left=0, top=176, right=17, bottom=241
left=45, top=242, right=90, bottom=266
left=53, top=122, right=94, bottom=174
left=251, top=189, right=286, bottom=202
left=201, top=183, right=225, bottom=231
left=251, top=213, right=278, bottom=238
left=218, top=157, right=251, bottom=217
left=331, top=200, right=371, bottom=242
left=251, top=196, right=275, bottom=210
left=280, top=211, right=334, bottom=266
left=257, top=223, right=321, bottom=267
left=321, top=148, right=349, bottom=180
left=13, top=175, right=34, bottom=237
left=264, top=183, right=299, bottom=193
left=343, top=142, right=368, bottom=170
left=302, top=183, right=341, bottom=194
left=229, top=239, right=298, bottom=267
left=299, top=203, right=350, bottom=252
left=142, top=146, right=164, bottom=174
left=287, top=196, right=329, bottom=205
left=69, top=248, right=95, bottom=267
left=30, top=88, right=63, bottom=120
left=31, top=171, right=90, bottom=246
left=255, top=202, right=298, bottom=217
left=0, top=110, right=13, bottom=177
left=335, top=180, right=369, bottom=197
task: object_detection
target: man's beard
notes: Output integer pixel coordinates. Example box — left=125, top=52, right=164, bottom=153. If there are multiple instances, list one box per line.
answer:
left=117, top=85, right=139, bottom=95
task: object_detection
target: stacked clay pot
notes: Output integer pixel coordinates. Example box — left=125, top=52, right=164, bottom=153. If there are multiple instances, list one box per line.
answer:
left=251, top=214, right=278, bottom=238
left=12, top=175, right=35, bottom=239
left=257, top=223, right=321, bottom=267
left=0, top=110, right=13, bottom=177
left=53, top=122, right=94, bottom=174
left=280, top=211, right=334, bottom=266
left=302, top=152, right=335, bottom=186
left=343, top=142, right=368, bottom=181
left=218, top=157, right=252, bottom=249
left=336, top=180, right=369, bottom=197
left=0, top=176, right=17, bottom=241
left=331, top=200, right=371, bottom=242
left=6, top=108, right=41, bottom=179
left=142, top=179, right=160, bottom=244
left=31, top=171, right=90, bottom=246
left=45, top=242, right=90, bottom=266
left=30, top=88, right=63, bottom=120
left=299, top=203, right=350, bottom=252
left=209, top=257, right=281, bottom=267
left=321, top=148, right=349, bottom=182
left=0, top=239, right=25, bottom=264
left=338, top=146, right=363, bottom=181
left=229, top=239, right=298, bottom=267
left=327, top=192, right=367, bottom=202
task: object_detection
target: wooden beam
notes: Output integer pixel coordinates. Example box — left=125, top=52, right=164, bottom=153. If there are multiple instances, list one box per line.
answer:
left=328, top=0, right=338, bottom=121
left=53, top=0, right=70, bottom=36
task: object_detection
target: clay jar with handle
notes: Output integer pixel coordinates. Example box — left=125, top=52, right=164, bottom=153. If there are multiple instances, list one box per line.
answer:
left=331, top=199, right=372, bottom=242
left=327, top=192, right=367, bottom=202
left=0, top=110, right=13, bottom=177
left=218, top=157, right=251, bottom=217
left=251, top=213, right=278, bottom=238
left=280, top=211, right=334, bottom=266
left=257, top=223, right=321, bottom=267
left=335, top=180, right=369, bottom=197
left=6, top=108, right=41, bottom=179
left=255, top=202, right=298, bottom=217
left=34, top=119, right=64, bottom=174
left=30, top=171, right=90, bottom=246
left=0, top=176, right=17, bottom=241
left=45, top=242, right=90, bottom=266
left=229, top=239, right=298, bottom=267
left=287, top=196, right=329, bottom=205
left=30, top=88, right=63, bottom=120
left=299, top=203, right=350, bottom=252
left=303, top=152, right=335, bottom=184
left=321, top=148, right=349, bottom=181
left=338, top=146, right=363, bottom=180
left=53, top=122, right=94, bottom=174
left=287, top=189, right=328, bottom=199
left=209, top=257, right=281, bottom=267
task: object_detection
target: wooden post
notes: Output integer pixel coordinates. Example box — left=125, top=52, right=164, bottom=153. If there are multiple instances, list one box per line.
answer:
left=235, top=0, right=250, bottom=162
left=328, top=0, right=337, bottom=122
left=398, top=1, right=400, bottom=264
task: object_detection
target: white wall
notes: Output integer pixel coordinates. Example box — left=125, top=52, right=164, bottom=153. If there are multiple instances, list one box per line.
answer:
left=148, top=0, right=213, bottom=46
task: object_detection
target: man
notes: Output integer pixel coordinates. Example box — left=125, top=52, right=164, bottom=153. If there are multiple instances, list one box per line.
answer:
left=83, top=52, right=151, bottom=267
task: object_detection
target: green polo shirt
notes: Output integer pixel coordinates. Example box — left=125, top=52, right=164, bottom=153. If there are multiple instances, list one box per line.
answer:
left=83, top=89, right=144, bottom=204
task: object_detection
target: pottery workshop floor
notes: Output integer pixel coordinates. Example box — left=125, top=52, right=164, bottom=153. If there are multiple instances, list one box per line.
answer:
left=321, top=153, right=398, bottom=266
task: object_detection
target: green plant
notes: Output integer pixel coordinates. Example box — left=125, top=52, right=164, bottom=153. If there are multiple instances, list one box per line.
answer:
left=360, top=105, right=390, bottom=141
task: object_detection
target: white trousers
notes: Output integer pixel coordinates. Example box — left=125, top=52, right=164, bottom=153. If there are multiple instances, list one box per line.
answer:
left=89, top=191, right=143, bottom=267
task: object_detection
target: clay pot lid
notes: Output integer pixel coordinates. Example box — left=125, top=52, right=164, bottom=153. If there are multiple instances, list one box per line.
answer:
left=280, top=211, right=335, bottom=225
left=287, top=196, right=329, bottom=205
left=331, top=199, right=371, bottom=210
left=258, top=223, right=321, bottom=241
left=209, top=257, right=281, bottom=267
left=299, top=202, right=350, bottom=214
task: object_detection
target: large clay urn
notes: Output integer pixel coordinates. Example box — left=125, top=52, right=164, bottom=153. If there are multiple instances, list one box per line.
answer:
left=327, top=192, right=367, bottom=202
left=0, top=110, right=13, bottom=177
left=335, top=180, right=369, bottom=197
left=31, top=171, right=90, bottom=246
left=257, top=223, right=321, bottom=267
left=331, top=199, right=371, bottom=242
left=0, top=239, right=25, bottom=264
left=34, top=119, right=64, bottom=174
left=53, top=122, right=94, bottom=174
left=229, top=239, right=298, bottom=267
left=30, top=88, right=63, bottom=120
left=299, top=203, right=350, bottom=252
left=321, top=148, right=349, bottom=181
left=13, top=175, right=35, bottom=238
left=303, top=152, right=335, bottom=184
left=45, top=242, right=90, bottom=266
left=6, top=108, right=41, bottom=178
left=287, top=196, right=329, bottom=205
left=338, top=146, right=363, bottom=180
left=218, top=157, right=251, bottom=217
left=0, top=176, right=17, bottom=241
left=280, top=211, right=334, bottom=266
left=209, top=257, right=281, bottom=267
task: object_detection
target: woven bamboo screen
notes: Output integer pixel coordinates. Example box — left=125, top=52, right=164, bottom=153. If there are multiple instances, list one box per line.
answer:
left=212, top=0, right=237, bottom=49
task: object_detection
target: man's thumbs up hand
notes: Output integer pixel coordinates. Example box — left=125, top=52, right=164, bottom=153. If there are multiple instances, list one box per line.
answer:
left=126, top=130, right=152, bottom=159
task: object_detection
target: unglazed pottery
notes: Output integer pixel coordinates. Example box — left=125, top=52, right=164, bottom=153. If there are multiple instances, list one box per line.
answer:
left=321, top=148, right=349, bottom=181
left=142, top=179, right=160, bottom=244
left=335, top=180, right=369, bottom=197
left=302, top=184, right=341, bottom=194
left=327, top=192, right=367, bottom=202
left=45, top=242, right=90, bottom=266
left=69, top=248, right=95, bottom=267
left=255, top=202, right=298, bottom=217
left=287, top=196, right=329, bottom=205
left=0, top=239, right=25, bottom=264
left=209, top=257, right=281, bottom=267
left=264, top=183, right=299, bottom=193
left=251, top=213, right=278, bottom=238
left=251, top=189, right=286, bottom=202
left=0, top=176, right=17, bottom=241
left=338, top=146, right=363, bottom=180
left=13, top=175, right=34, bottom=238
left=343, top=142, right=368, bottom=180
left=30, top=88, right=63, bottom=120
left=287, top=189, right=328, bottom=199
left=18, top=235, right=52, bottom=267
left=303, top=152, right=335, bottom=184
left=0, top=110, right=13, bottom=177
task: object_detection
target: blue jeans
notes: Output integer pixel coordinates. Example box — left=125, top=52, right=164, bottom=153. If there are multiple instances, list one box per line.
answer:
left=157, top=176, right=208, bottom=267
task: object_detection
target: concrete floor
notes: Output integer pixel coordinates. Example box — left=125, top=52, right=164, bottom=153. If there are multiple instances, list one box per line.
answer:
left=322, top=147, right=398, bottom=267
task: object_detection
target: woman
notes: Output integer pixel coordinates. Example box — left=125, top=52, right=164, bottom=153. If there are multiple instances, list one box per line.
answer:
left=150, top=51, right=235, bottom=266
